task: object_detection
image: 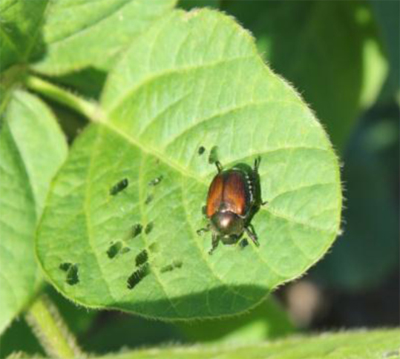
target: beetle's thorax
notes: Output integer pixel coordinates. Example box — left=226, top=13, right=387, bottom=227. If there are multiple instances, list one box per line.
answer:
left=210, top=209, right=244, bottom=237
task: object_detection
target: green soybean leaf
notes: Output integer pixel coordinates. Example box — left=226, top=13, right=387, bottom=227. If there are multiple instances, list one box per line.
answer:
left=0, top=0, right=48, bottom=111
left=0, top=91, right=68, bottom=333
left=222, top=1, right=387, bottom=150
left=36, top=9, right=342, bottom=319
left=102, top=330, right=400, bottom=359
left=11, top=330, right=397, bottom=359
left=32, top=0, right=177, bottom=76
left=0, top=0, right=48, bottom=73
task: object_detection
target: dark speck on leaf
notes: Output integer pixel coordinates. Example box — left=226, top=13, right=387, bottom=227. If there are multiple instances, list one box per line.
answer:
left=59, top=262, right=79, bottom=285
left=110, top=178, right=128, bottom=195
left=145, top=194, right=153, bottom=205
left=131, top=224, right=143, bottom=238
left=145, top=222, right=153, bottom=234
left=59, top=263, right=71, bottom=272
left=127, top=264, right=150, bottom=289
left=148, top=175, right=163, bottom=186
left=107, top=241, right=129, bottom=258
left=135, top=250, right=148, bottom=267
left=160, top=260, right=183, bottom=273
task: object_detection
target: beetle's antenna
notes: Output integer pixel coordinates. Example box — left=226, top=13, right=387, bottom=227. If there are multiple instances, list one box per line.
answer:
left=254, top=156, right=261, bottom=171
left=215, top=161, right=223, bottom=173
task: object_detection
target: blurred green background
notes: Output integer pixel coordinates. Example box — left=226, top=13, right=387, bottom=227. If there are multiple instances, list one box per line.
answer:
left=1, top=0, right=398, bottom=357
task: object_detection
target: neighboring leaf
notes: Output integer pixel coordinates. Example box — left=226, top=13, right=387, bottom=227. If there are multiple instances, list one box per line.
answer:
left=0, top=0, right=47, bottom=112
left=179, top=296, right=294, bottom=343
left=222, top=0, right=387, bottom=150
left=0, top=91, right=68, bottom=333
left=36, top=10, right=342, bottom=319
left=14, top=330, right=397, bottom=359
left=32, top=0, right=177, bottom=75
left=0, top=0, right=48, bottom=72
left=102, top=330, right=400, bottom=359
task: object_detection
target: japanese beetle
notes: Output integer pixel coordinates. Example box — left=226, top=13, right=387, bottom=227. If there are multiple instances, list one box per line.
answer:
left=198, top=157, right=266, bottom=255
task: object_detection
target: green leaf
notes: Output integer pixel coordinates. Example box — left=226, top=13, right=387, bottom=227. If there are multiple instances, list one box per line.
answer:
left=0, top=0, right=48, bottom=112
left=32, top=0, right=177, bottom=75
left=8, top=330, right=398, bottom=359
left=36, top=9, right=341, bottom=319
left=0, top=91, right=68, bottom=333
left=222, top=0, right=387, bottom=150
left=102, top=329, right=400, bottom=359
left=0, top=0, right=48, bottom=72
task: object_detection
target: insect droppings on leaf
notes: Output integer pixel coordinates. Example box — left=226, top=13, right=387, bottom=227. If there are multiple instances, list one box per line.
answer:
left=198, top=146, right=206, bottom=155
left=110, top=178, right=128, bottom=195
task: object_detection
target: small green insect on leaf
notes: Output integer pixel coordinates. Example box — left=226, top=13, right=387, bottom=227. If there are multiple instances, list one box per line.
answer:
left=36, top=9, right=342, bottom=320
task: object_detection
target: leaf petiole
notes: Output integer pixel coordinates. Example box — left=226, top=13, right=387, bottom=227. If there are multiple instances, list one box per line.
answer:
left=25, top=295, right=84, bottom=359
left=25, top=75, right=102, bottom=123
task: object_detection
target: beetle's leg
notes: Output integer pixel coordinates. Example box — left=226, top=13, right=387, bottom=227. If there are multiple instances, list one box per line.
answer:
left=208, top=234, right=220, bottom=255
left=253, top=156, right=266, bottom=205
left=201, top=205, right=207, bottom=217
left=215, top=161, right=223, bottom=173
left=254, top=156, right=261, bottom=172
left=245, top=224, right=260, bottom=247
left=197, top=223, right=210, bottom=236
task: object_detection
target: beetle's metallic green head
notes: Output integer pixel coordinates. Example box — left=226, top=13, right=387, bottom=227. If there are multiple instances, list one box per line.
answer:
left=211, top=211, right=244, bottom=237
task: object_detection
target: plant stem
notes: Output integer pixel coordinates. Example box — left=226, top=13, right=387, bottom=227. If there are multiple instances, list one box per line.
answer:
left=25, top=75, right=102, bottom=122
left=25, top=295, right=84, bottom=359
